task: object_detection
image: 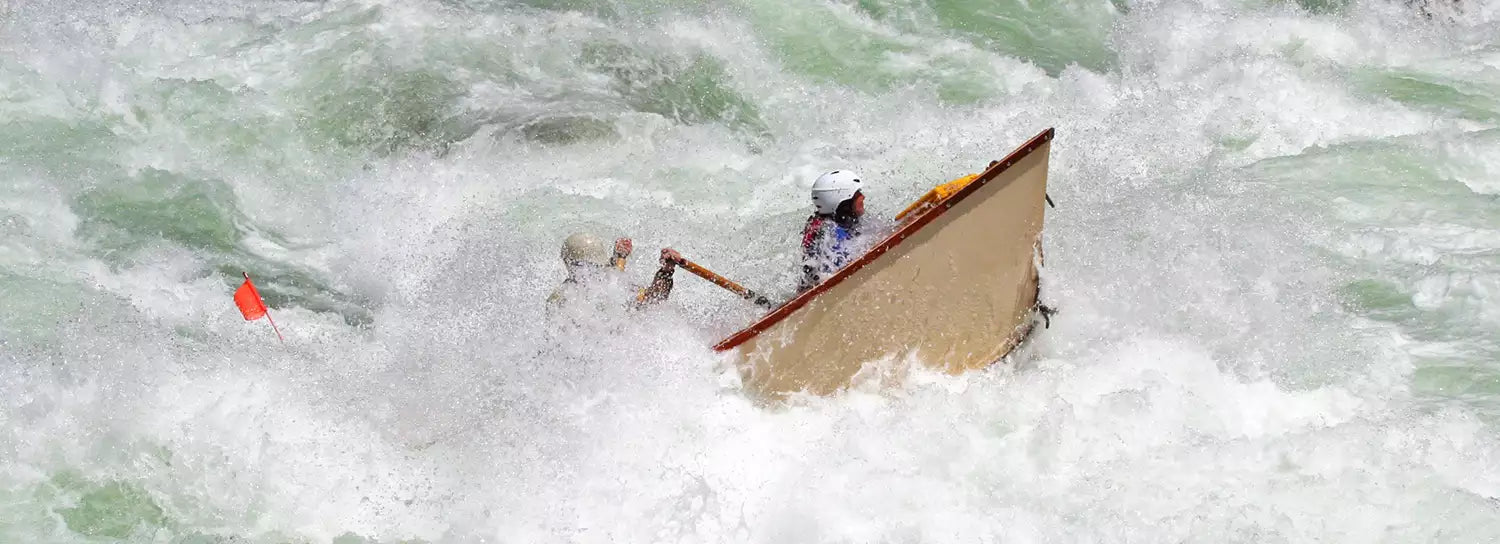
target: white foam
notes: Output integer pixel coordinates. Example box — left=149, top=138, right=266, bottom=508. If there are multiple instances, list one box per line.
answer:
left=4, top=0, right=1500, bottom=541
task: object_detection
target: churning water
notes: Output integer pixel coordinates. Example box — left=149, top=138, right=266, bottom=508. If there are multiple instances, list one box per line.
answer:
left=3, top=0, right=1500, bottom=541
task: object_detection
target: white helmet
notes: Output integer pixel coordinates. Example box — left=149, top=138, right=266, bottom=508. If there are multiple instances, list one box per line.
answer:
left=560, top=232, right=611, bottom=267
left=810, top=170, right=862, bottom=216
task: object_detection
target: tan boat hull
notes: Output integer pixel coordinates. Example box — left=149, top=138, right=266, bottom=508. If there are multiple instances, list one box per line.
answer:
left=714, top=129, right=1054, bottom=401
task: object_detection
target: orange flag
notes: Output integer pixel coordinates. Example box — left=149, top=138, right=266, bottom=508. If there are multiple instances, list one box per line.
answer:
left=234, top=273, right=267, bottom=320
left=234, top=272, right=283, bottom=342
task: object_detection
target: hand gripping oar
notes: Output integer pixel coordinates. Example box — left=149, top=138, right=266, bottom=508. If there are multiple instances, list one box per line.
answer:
left=674, top=257, right=777, bottom=309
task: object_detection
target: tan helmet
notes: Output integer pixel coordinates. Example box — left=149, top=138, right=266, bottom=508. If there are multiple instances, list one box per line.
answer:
left=560, top=232, right=611, bottom=267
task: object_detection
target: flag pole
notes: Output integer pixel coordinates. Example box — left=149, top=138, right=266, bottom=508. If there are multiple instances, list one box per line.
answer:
left=264, top=310, right=285, bottom=344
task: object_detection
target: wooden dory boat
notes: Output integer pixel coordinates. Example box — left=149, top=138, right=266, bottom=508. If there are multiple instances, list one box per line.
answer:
left=713, top=128, right=1055, bottom=400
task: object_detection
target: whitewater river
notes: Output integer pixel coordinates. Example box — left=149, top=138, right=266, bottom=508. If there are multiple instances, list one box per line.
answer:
left=2, top=0, right=1499, bottom=541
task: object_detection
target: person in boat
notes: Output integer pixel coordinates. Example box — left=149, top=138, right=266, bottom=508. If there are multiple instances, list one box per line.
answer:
left=548, top=231, right=682, bottom=310
left=799, top=169, right=871, bottom=292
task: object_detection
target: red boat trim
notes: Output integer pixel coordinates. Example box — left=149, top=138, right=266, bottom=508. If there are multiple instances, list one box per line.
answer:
left=713, top=127, right=1056, bottom=352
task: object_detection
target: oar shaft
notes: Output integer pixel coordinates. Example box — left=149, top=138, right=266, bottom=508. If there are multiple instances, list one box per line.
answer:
left=677, top=258, right=775, bottom=308
left=679, top=260, right=748, bottom=294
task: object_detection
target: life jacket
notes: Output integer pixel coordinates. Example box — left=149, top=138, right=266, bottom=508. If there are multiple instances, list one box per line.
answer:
left=799, top=215, right=859, bottom=291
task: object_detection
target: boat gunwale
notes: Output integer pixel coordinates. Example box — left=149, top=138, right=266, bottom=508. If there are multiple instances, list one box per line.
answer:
left=712, top=127, right=1056, bottom=352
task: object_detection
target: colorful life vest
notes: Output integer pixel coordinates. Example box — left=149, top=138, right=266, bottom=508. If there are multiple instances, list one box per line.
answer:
left=800, top=215, right=860, bottom=291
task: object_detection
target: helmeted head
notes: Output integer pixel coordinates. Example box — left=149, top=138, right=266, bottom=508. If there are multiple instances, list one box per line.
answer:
left=811, top=170, right=863, bottom=217
left=560, top=232, right=611, bottom=269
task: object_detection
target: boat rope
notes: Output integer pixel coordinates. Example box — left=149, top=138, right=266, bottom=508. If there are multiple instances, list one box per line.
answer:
left=1037, top=303, right=1057, bottom=329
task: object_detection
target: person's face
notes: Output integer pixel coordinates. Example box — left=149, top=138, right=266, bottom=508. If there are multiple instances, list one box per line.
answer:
left=567, top=261, right=607, bottom=279
left=851, top=191, right=865, bottom=217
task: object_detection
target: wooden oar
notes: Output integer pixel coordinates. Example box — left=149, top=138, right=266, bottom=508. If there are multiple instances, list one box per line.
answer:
left=675, top=257, right=777, bottom=309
